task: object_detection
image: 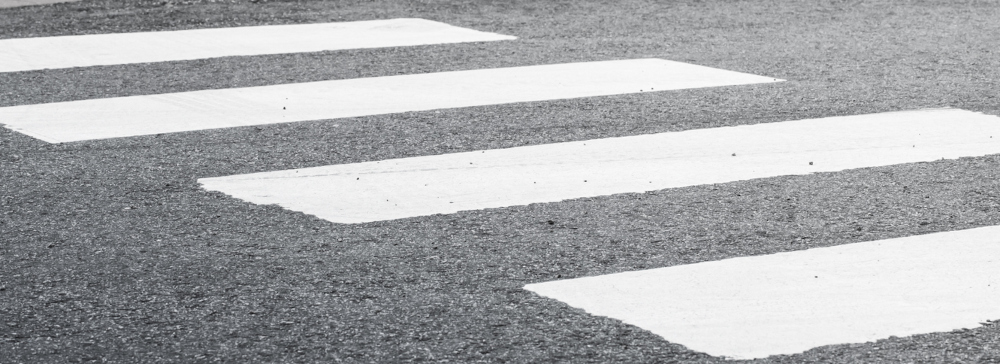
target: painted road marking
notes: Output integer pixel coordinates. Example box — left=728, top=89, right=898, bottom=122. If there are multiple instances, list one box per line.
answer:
left=524, top=226, right=1000, bottom=360
left=199, top=108, right=1000, bottom=224
left=0, top=0, right=79, bottom=8
left=0, top=58, right=781, bottom=143
left=0, top=18, right=514, bottom=73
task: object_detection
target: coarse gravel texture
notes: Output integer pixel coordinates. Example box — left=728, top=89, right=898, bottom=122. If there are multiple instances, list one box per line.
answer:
left=2, top=0, right=1000, bottom=363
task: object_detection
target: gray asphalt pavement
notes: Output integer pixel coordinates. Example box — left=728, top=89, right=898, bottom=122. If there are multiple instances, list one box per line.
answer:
left=2, top=0, right=1000, bottom=362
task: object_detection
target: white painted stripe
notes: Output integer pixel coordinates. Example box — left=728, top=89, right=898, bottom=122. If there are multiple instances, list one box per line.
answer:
left=524, top=226, right=1000, bottom=359
left=198, top=108, right=1000, bottom=224
left=0, top=18, right=514, bottom=73
left=0, top=0, right=79, bottom=8
left=0, top=58, right=781, bottom=143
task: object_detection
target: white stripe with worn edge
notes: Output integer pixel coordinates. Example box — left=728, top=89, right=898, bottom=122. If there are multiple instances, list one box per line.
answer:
left=0, top=58, right=780, bottom=143
left=198, top=109, right=1000, bottom=224
left=0, top=18, right=513, bottom=72
left=524, top=226, right=1000, bottom=360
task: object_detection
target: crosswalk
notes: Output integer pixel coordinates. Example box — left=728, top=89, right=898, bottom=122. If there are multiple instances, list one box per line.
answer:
left=0, top=0, right=77, bottom=8
left=0, top=58, right=778, bottom=142
left=3, top=2, right=1000, bottom=362
left=0, top=18, right=514, bottom=73
left=526, top=226, right=1000, bottom=359
left=201, top=109, right=1000, bottom=223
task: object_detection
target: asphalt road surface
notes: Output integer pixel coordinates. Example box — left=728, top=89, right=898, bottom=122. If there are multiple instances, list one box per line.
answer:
left=2, top=0, right=1000, bottom=362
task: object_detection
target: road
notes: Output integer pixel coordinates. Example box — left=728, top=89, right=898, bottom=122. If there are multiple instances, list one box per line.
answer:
left=2, top=0, right=1000, bottom=362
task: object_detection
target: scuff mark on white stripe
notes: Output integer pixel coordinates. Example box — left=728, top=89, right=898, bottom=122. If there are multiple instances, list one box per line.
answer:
left=524, top=225, right=1000, bottom=360
left=198, top=108, right=1000, bottom=224
left=0, top=58, right=781, bottom=143
left=0, top=18, right=514, bottom=72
